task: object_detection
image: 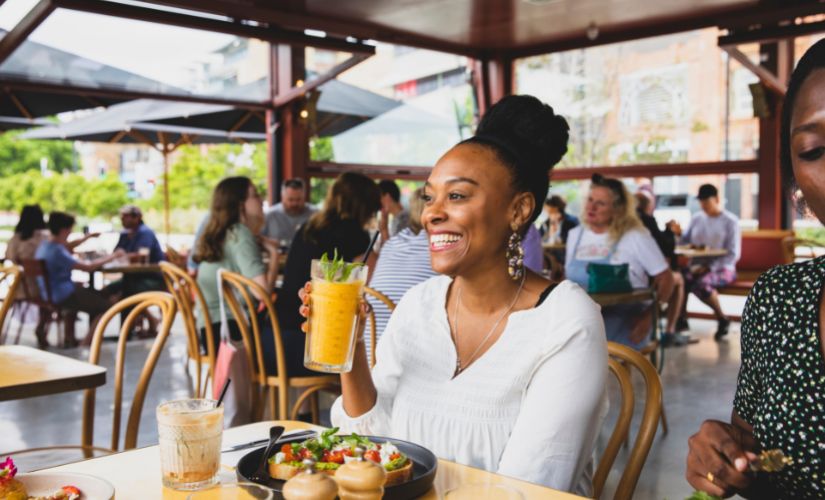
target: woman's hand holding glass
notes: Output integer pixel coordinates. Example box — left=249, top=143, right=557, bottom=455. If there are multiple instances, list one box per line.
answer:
left=298, top=282, right=371, bottom=344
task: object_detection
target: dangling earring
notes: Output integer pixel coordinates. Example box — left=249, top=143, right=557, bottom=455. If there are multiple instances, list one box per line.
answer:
left=506, top=223, right=524, bottom=281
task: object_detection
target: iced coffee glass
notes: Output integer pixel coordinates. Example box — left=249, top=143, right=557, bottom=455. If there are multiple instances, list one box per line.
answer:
left=305, top=258, right=368, bottom=373
left=157, top=399, right=224, bottom=491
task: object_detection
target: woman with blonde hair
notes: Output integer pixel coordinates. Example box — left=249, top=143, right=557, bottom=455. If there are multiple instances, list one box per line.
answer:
left=564, top=173, right=674, bottom=348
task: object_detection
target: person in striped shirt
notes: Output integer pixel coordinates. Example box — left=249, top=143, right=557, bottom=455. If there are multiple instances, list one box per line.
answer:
left=365, top=187, right=436, bottom=362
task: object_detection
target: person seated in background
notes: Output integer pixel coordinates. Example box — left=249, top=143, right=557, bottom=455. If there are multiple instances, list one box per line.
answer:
left=634, top=191, right=692, bottom=347
left=278, top=172, right=382, bottom=373
left=193, top=176, right=280, bottom=426
left=565, top=174, right=674, bottom=349
left=672, top=184, right=741, bottom=341
left=378, top=180, right=410, bottom=242
left=262, top=178, right=316, bottom=247
left=35, top=212, right=125, bottom=347
left=5, top=205, right=99, bottom=347
left=365, top=187, right=437, bottom=361
left=540, top=195, right=579, bottom=244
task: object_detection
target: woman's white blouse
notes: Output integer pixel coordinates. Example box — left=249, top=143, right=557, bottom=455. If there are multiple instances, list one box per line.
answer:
left=331, top=276, right=608, bottom=496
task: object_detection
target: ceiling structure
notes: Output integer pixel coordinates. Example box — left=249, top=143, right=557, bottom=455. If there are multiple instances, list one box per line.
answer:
left=140, top=0, right=825, bottom=57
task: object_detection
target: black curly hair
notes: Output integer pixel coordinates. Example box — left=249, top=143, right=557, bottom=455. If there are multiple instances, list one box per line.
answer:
left=462, top=94, right=569, bottom=225
left=780, top=38, right=825, bottom=200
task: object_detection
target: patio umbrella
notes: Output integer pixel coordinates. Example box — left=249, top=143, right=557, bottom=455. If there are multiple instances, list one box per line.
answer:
left=21, top=99, right=266, bottom=236
left=0, top=115, right=49, bottom=132
left=0, top=29, right=170, bottom=119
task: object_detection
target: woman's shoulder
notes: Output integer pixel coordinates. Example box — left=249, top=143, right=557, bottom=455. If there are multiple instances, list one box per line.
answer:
left=531, top=280, right=604, bottom=338
left=750, top=256, right=825, bottom=298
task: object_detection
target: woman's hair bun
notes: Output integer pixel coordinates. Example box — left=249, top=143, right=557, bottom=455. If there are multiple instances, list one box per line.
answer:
left=476, top=94, right=570, bottom=172
left=468, top=94, right=570, bottom=225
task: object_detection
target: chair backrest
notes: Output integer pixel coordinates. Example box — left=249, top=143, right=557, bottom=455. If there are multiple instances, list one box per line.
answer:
left=594, top=342, right=663, bottom=500
left=218, top=270, right=286, bottom=389
left=19, top=258, right=52, bottom=304
left=81, top=291, right=177, bottom=451
left=364, top=286, right=396, bottom=367
left=0, top=266, right=21, bottom=333
left=159, top=262, right=215, bottom=397
left=738, top=230, right=795, bottom=273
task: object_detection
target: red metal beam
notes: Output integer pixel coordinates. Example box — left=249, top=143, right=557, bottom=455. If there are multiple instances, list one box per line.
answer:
left=0, top=76, right=269, bottom=109
left=52, top=0, right=376, bottom=55
left=719, top=19, right=825, bottom=47
left=308, top=161, right=431, bottom=181
left=723, top=47, right=787, bottom=96
left=0, top=0, right=54, bottom=66
left=273, top=53, right=371, bottom=107
left=550, top=160, right=760, bottom=181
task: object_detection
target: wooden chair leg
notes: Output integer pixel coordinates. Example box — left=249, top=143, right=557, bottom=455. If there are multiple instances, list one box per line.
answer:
left=278, top=386, right=289, bottom=421
left=660, top=403, right=669, bottom=435
left=310, top=393, right=320, bottom=424
left=268, top=386, right=277, bottom=421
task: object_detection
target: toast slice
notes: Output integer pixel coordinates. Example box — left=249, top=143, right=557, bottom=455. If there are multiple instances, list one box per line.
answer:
left=268, top=459, right=414, bottom=486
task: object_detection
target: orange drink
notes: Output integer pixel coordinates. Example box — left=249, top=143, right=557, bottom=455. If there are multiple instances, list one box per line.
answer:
left=305, top=257, right=368, bottom=373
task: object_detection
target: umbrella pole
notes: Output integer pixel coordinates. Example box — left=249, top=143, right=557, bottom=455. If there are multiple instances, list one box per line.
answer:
left=163, top=148, right=170, bottom=241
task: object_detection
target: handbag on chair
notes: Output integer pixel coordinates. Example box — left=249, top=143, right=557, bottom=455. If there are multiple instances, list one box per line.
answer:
left=213, top=270, right=253, bottom=427
left=587, top=262, right=633, bottom=293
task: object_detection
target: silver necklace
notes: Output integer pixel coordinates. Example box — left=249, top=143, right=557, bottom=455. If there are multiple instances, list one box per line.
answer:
left=451, top=274, right=525, bottom=376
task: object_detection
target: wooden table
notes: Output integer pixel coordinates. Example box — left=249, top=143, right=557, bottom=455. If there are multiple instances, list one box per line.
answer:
left=100, top=264, right=162, bottom=274
left=0, top=345, right=106, bottom=401
left=41, top=420, right=585, bottom=500
left=590, top=288, right=654, bottom=307
left=674, top=246, right=729, bottom=259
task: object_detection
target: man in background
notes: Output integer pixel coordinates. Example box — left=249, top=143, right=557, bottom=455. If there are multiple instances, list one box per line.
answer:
left=262, top=178, right=316, bottom=245
left=378, top=180, right=409, bottom=241
left=673, top=184, right=741, bottom=341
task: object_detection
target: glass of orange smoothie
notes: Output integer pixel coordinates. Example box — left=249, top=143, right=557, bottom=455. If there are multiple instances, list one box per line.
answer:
left=305, top=254, right=368, bottom=373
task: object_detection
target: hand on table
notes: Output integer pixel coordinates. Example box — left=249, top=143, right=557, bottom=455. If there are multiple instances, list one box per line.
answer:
left=258, top=235, right=280, bottom=255
left=686, top=419, right=759, bottom=497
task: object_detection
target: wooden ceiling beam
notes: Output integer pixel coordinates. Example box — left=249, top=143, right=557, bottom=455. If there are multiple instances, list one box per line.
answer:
left=53, top=0, right=375, bottom=55
left=0, top=0, right=55, bottom=66
left=719, top=19, right=825, bottom=47
left=511, top=1, right=825, bottom=59
left=140, top=0, right=480, bottom=57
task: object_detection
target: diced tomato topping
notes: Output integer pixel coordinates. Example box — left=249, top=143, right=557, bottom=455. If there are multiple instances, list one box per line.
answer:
left=280, top=444, right=295, bottom=462
left=322, top=450, right=345, bottom=464
left=364, top=450, right=381, bottom=463
left=300, top=448, right=314, bottom=460
left=341, top=448, right=353, bottom=457
left=390, top=453, right=401, bottom=461
left=62, top=485, right=81, bottom=495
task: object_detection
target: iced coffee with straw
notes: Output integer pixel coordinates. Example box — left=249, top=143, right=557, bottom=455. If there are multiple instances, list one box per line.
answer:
left=305, top=251, right=368, bottom=373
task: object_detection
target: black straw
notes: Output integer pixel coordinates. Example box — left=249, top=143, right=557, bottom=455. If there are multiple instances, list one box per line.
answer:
left=363, top=230, right=380, bottom=264
left=216, top=378, right=231, bottom=407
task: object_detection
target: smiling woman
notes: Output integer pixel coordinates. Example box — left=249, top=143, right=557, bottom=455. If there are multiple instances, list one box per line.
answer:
left=327, top=95, right=609, bottom=496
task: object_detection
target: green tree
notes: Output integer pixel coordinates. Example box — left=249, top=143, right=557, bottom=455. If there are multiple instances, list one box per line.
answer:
left=0, top=132, right=76, bottom=176
left=83, top=173, right=129, bottom=217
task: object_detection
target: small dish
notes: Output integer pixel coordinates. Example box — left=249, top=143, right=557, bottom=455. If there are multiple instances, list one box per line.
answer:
left=17, top=472, right=115, bottom=499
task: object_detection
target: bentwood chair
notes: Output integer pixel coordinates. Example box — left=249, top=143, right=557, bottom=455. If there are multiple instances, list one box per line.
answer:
left=159, top=262, right=216, bottom=398
left=594, top=342, right=663, bottom=500
left=18, top=258, right=73, bottom=347
left=3, top=292, right=177, bottom=468
left=219, top=270, right=339, bottom=423
left=364, top=286, right=397, bottom=368
left=0, top=265, right=21, bottom=343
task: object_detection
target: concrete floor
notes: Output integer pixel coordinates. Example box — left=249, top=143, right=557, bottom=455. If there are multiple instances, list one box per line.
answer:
left=1, top=310, right=745, bottom=500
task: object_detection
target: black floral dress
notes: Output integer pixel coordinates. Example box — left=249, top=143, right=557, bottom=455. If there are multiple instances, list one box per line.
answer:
left=733, top=256, right=825, bottom=499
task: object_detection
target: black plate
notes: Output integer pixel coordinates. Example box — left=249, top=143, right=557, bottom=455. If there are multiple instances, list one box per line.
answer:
left=236, top=435, right=438, bottom=500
